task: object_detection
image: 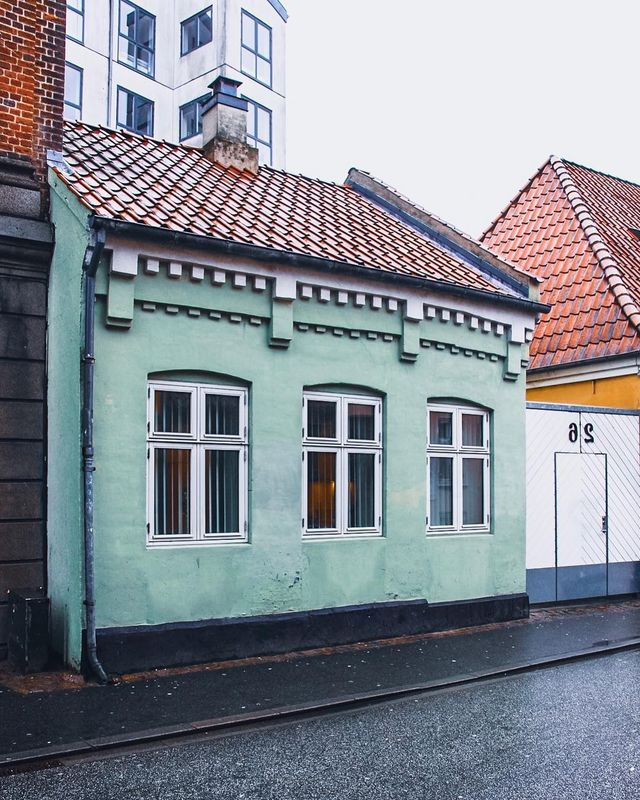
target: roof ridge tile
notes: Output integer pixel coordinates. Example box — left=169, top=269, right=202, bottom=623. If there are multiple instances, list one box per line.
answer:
left=550, top=156, right=640, bottom=331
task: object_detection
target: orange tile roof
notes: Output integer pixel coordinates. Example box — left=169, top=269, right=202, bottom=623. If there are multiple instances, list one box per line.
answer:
left=56, top=122, right=526, bottom=300
left=482, top=158, right=640, bottom=370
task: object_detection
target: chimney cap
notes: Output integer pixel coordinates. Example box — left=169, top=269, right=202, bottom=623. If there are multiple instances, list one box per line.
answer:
left=203, top=76, right=249, bottom=115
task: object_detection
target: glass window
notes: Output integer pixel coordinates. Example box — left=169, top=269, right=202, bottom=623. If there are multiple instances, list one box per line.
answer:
left=118, top=0, right=155, bottom=77
left=64, top=63, right=83, bottom=121
left=181, top=7, right=213, bottom=55
left=303, top=393, right=382, bottom=537
left=67, top=0, right=84, bottom=43
left=148, top=382, right=247, bottom=544
left=179, top=94, right=210, bottom=141
left=427, top=405, right=490, bottom=533
left=117, top=87, right=154, bottom=135
left=245, top=98, right=272, bottom=165
left=241, top=11, right=272, bottom=87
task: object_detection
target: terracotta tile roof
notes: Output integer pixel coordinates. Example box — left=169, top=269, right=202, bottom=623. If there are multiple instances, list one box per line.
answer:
left=55, top=122, right=525, bottom=300
left=482, top=158, right=640, bottom=370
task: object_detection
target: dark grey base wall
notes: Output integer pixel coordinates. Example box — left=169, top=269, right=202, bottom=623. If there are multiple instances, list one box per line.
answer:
left=0, top=209, right=51, bottom=661
left=527, top=562, right=640, bottom=604
left=93, top=593, right=529, bottom=675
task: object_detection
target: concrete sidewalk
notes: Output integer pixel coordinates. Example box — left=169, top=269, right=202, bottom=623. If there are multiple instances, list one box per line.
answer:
left=1, top=599, right=639, bottom=768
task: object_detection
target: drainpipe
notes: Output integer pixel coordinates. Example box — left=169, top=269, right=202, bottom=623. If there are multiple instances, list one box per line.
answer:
left=82, top=227, right=109, bottom=684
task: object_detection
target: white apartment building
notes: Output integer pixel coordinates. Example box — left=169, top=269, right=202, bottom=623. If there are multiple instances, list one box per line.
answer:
left=63, top=0, right=287, bottom=168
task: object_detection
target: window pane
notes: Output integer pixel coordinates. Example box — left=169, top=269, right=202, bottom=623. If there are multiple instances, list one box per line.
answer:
left=463, top=459, right=484, bottom=525
left=242, top=50, right=257, bottom=77
left=257, top=141, right=271, bottom=165
left=64, top=104, right=81, bottom=121
left=462, top=414, right=483, bottom=447
left=429, top=411, right=453, bottom=446
left=246, top=104, right=256, bottom=137
left=67, top=9, right=83, bottom=40
left=65, top=64, right=82, bottom=105
left=257, top=107, right=270, bottom=142
left=348, top=403, right=375, bottom=441
left=120, top=2, right=135, bottom=36
left=348, top=452, right=375, bottom=528
left=154, top=449, right=191, bottom=534
left=198, top=10, right=212, bottom=45
left=241, top=14, right=254, bottom=47
left=307, top=400, right=337, bottom=439
left=205, top=394, right=240, bottom=436
left=307, top=451, right=336, bottom=529
left=430, top=457, right=453, bottom=526
left=257, top=23, right=270, bottom=58
left=257, top=56, right=271, bottom=85
left=137, top=11, right=154, bottom=48
left=135, top=46, right=153, bottom=75
left=205, top=450, right=240, bottom=534
left=180, top=102, right=197, bottom=139
left=155, top=390, right=191, bottom=433
left=182, top=17, right=197, bottom=52
left=136, top=97, right=153, bottom=133
left=68, top=0, right=83, bottom=10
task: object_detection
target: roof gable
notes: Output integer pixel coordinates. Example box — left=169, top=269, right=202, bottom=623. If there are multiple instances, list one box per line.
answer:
left=482, top=157, right=640, bottom=370
left=55, top=122, right=532, bottom=305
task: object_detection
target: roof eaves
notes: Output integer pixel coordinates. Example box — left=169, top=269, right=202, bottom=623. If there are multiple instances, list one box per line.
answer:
left=346, top=168, right=537, bottom=300
left=550, top=155, right=640, bottom=332
left=91, top=215, right=547, bottom=315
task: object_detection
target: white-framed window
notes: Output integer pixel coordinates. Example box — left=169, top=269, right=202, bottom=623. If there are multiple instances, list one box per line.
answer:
left=147, top=381, right=247, bottom=546
left=302, top=392, right=382, bottom=538
left=426, top=404, right=490, bottom=534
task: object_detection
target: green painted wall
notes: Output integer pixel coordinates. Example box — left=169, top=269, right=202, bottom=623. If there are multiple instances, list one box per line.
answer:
left=48, top=181, right=529, bottom=667
left=47, top=177, right=91, bottom=668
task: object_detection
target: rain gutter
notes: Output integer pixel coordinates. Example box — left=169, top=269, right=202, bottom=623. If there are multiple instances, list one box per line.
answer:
left=82, top=227, right=109, bottom=685
left=89, top=217, right=548, bottom=316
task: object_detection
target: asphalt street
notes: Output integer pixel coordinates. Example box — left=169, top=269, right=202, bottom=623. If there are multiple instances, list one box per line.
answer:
left=2, top=650, right=640, bottom=800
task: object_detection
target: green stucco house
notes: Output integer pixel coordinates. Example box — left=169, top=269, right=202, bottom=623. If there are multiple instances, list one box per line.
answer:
left=47, top=78, right=542, bottom=676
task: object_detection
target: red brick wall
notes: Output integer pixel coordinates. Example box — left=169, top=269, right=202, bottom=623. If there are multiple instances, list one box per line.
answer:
left=0, top=0, right=66, bottom=186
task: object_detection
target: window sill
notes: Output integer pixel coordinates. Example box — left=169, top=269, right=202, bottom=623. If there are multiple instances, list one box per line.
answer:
left=302, top=533, right=383, bottom=542
left=147, top=538, right=249, bottom=549
left=426, top=529, right=492, bottom=538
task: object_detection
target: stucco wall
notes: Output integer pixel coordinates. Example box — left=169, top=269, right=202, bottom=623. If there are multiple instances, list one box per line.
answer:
left=527, top=373, right=640, bottom=409
left=90, top=273, right=528, bottom=632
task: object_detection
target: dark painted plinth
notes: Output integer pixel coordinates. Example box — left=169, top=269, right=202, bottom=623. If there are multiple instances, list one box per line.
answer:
left=94, top=593, right=529, bottom=674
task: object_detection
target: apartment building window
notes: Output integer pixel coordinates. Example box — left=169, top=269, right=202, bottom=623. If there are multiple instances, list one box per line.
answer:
left=179, top=94, right=210, bottom=140
left=245, top=99, right=272, bottom=165
left=426, top=404, right=490, bottom=533
left=181, top=7, right=213, bottom=55
left=147, top=382, right=248, bottom=545
left=64, top=63, right=83, bottom=121
left=118, top=1, right=155, bottom=77
left=241, top=11, right=272, bottom=87
left=302, top=393, right=382, bottom=538
left=67, top=0, right=84, bottom=43
left=117, top=87, right=153, bottom=135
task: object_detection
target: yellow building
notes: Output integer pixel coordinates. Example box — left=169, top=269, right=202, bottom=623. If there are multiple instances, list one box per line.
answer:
left=482, top=156, right=640, bottom=408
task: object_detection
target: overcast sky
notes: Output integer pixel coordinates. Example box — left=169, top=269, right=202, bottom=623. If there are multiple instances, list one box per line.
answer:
left=284, top=0, right=640, bottom=237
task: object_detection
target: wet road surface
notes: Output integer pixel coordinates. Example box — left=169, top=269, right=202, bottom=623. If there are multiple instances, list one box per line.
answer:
left=3, top=649, right=640, bottom=799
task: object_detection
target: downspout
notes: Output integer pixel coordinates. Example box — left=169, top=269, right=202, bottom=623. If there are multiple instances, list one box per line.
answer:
left=82, top=227, right=109, bottom=684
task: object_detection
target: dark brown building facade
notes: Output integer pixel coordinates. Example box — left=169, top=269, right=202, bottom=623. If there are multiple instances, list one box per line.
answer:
left=0, top=0, right=66, bottom=659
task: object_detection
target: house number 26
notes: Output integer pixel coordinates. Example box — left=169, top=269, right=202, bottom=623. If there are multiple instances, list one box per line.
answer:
left=568, top=422, right=594, bottom=444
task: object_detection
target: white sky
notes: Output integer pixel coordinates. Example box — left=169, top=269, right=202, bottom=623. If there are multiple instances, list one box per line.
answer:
left=285, top=0, right=640, bottom=238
